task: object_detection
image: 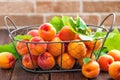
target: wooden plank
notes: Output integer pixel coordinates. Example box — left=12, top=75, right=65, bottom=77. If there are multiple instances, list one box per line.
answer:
left=0, top=29, right=114, bottom=80
left=51, top=72, right=88, bottom=80
left=0, top=29, right=13, bottom=80
left=0, top=69, right=13, bottom=80
left=11, top=61, right=49, bottom=80
left=89, top=71, right=113, bottom=80
left=0, top=30, right=10, bottom=44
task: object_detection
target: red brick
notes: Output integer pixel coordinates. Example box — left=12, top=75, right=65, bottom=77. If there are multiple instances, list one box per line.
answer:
left=0, top=2, right=34, bottom=13
left=83, top=2, right=120, bottom=12
left=46, top=14, right=99, bottom=25
left=36, top=0, right=53, bottom=1
left=0, top=15, right=43, bottom=27
left=0, top=0, right=34, bottom=2
left=80, top=15, right=99, bottom=25
left=36, top=1, right=80, bottom=13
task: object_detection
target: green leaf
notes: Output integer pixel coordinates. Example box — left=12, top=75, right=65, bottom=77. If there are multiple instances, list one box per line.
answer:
left=68, top=17, right=78, bottom=34
left=0, top=34, right=33, bottom=59
left=94, top=47, right=108, bottom=59
left=62, top=16, right=71, bottom=26
left=76, top=17, right=87, bottom=30
left=14, top=35, right=32, bottom=41
left=104, top=32, right=120, bottom=51
left=79, top=34, right=93, bottom=41
left=93, top=28, right=106, bottom=40
left=49, top=16, right=64, bottom=32
left=50, top=15, right=88, bottom=35
left=83, top=57, right=91, bottom=64
left=112, top=28, right=119, bottom=33
left=76, top=17, right=87, bottom=35
left=104, top=28, right=120, bottom=51
left=0, top=43, right=18, bottom=59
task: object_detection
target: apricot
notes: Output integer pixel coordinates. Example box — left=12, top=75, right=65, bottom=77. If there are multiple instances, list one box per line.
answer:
left=59, top=26, right=76, bottom=41
left=0, top=52, right=15, bottom=69
left=74, top=34, right=81, bottom=40
left=84, top=39, right=102, bottom=52
left=57, top=53, right=75, bottom=69
left=108, top=49, right=120, bottom=61
left=98, top=54, right=114, bottom=71
left=82, top=60, right=100, bottom=78
left=27, top=29, right=38, bottom=37
left=16, top=39, right=29, bottom=55
left=68, top=39, right=87, bottom=59
left=109, top=61, right=120, bottom=80
left=78, top=52, right=95, bottom=66
left=28, top=36, right=47, bottom=56
left=37, top=52, right=55, bottom=70
left=38, top=23, right=56, bottom=41
left=22, top=54, right=38, bottom=69
left=48, top=37, right=65, bottom=57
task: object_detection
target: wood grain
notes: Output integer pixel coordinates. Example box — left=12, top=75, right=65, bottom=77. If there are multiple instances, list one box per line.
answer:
left=0, top=30, right=13, bottom=80
left=0, top=29, right=114, bottom=80
left=51, top=72, right=88, bottom=80
left=11, top=61, right=49, bottom=80
left=89, top=71, right=114, bottom=80
left=0, top=30, right=10, bottom=44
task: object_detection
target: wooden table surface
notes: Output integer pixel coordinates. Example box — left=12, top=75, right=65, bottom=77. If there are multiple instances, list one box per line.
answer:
left=0, top=29, right=114, bottom=80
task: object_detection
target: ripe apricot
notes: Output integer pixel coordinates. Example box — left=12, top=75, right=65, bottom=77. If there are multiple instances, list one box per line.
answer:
left=22, top=54, right=38, bottom=69
left=59, top=26, right=76, bottom=41
left=109, top=61, right=120, bottom=80
left=38, top=23, right=56, bottom=41
left=82, top=60, right=100, bottom=78
left=57, top=53, right=75, bottom=69
left=16, top=39, right=29, bottom=55
left=38, top=52, right=55, bottom=70
left=68, top=39, right=87, bottom=59
left=98, top=54, right=114, bottom=71
left=84, top=39, right=102, bottom=52
left=108, top=49, right=120, bottom=61
left=28, top=36, right=47, bottom=56
left=48, top=37, right=65, bottom=57
left=27, top=30, right=38, bottom=37
left=78, top=52, right=95, bottom=66
left=0, top=52, right=15, bottom=69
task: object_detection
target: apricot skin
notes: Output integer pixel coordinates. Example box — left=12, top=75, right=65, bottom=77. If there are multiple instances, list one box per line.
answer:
left=68, top=40, right=87, bottom=59
left=28, top=36, right=47, bottom=56
left=38, top=23, right=56, bottom=41
left=82, top=60, right=100, bottom=78
left=98, top=54, right=114, bottom=71
left=22, top=54, right=38, bottom=69
left=109, top=61, right=120, bottom=80
left=48, top=37, right=65, bottom=57
left=58, top=26, right=76, bottom=41
left=108, top=49, right=120, bottom=61
left=0, top=52, right=15, bottom=69
left=57, top=53, right=75, bottom=70
left=37, top=52, right=55, bottom=70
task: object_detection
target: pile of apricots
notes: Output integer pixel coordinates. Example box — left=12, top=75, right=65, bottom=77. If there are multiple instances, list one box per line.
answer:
left=1, top=22, right=120, bottom=80
left=15, top=23, right=102, bottom=70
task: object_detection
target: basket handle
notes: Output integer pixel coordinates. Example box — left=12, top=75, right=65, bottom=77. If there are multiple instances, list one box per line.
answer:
left=99, top=13, right=116, bottom=33
left=96, top=13, right=116, bottom=60
left=4, top=16, right=17, bottom=40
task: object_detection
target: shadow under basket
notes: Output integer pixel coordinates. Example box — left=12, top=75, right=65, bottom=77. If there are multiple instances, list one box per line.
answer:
left=4, top=13, right=115, bottom=73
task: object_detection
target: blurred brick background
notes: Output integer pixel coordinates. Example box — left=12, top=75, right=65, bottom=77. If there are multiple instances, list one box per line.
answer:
left=0, top=0, right=120, bottom=29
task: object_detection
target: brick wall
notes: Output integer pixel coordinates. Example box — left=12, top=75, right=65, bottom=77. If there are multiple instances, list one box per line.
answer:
left=0, top=0, right=120, bottom=29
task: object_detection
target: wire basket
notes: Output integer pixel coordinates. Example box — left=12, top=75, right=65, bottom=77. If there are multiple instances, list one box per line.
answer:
left=4, top=13, right=115, bottom=73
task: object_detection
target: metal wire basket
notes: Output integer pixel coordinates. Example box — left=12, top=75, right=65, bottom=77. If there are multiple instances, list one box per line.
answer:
left=4, top=13, right=115, bottom=73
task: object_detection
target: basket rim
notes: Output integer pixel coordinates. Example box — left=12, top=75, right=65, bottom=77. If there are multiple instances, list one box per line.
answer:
left=10, top=24, right=106, bottom=43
